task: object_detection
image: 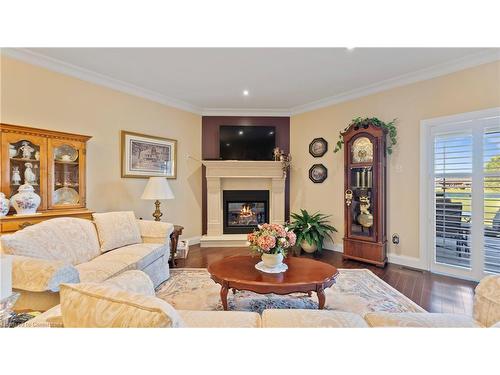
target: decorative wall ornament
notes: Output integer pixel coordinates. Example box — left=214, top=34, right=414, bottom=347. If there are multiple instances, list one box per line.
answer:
left=121, top=131, right=177, bottom=179
left=309, top=137, right=328, bottom=157
left=309, top=164, right=328, bottom=183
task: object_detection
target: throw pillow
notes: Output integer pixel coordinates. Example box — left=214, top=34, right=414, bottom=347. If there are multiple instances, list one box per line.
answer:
left=60, top=282, right=185, bottom=328
left=92, top=211, right=142, bottom=252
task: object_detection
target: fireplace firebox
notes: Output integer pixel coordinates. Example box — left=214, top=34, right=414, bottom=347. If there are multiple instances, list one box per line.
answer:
left=223, top=190, right=269, bottom=234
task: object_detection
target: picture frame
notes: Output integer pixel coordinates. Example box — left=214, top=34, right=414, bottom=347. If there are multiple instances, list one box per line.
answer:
left=121, top=131, right=177, bottom=179
left=309, top=163, right=328, bottom=183
left=309, top=137, right=328, bottom=157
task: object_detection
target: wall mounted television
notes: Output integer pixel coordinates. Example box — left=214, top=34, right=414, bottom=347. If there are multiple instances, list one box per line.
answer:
left=219, top=125, right=276, bottom=160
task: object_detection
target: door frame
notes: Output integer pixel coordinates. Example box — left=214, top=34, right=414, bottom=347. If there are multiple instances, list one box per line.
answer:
left=420, top=107, right=500, bottom=282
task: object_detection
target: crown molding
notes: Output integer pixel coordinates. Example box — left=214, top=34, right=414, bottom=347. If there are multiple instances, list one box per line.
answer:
left=1, top=48, right=202, bottom=115
left=290, top=49, right=500, bottom=115
left=3, top=48, right=499, bottom=118
left=200, top=108, right=291, bottom=117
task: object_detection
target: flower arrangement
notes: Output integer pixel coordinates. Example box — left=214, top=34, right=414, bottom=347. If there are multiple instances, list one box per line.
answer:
left=247, top=223, right=297, bottom=256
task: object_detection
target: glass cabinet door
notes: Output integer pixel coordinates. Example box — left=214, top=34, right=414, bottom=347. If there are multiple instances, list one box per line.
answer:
left=1, top=133, right=47, bottom=211
left=347, top=166, right=376, bottom=241
left=346, top=136, right=377, bottom=242
left=48, top=139, right=85, bottom=208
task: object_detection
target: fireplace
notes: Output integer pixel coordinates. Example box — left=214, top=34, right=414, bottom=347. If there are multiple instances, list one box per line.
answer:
left=223, top=190, right=269, bottom=234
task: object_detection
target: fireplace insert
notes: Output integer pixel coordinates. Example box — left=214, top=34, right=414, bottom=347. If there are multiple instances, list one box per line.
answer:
left=223, top=190, right=269, bottom=234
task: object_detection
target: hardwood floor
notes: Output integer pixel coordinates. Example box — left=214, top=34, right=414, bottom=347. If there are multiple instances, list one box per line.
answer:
left=176, top=245, right=478, bottom=314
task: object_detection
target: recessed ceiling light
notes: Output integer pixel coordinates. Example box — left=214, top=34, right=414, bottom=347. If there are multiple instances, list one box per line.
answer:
left=243, top=90, right=249, bottom=96
left=238, top=130, right=244, bottom=135
left=226, top=143, right=231, bottom=146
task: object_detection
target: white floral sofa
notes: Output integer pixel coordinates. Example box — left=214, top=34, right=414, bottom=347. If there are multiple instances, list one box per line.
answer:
left=24, top=271, right=500, bottom=328
left=0, top=211, right=173, bottom=312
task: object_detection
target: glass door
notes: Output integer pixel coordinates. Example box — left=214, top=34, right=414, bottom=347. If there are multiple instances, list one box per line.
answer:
left=425, top=108, right=500, bottom=280
left=48, top=139, right=85, bottom=209
left=1, top=132, right=47, bottom=212
left=346, top=135, right=377, bottom=242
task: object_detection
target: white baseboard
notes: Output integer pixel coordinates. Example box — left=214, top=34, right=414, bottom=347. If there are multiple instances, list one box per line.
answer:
left=322, top=242, right=343, bottom=253
left=387, top=253, right=427, bottom=271
left=181, top=236, right=201, bottom=246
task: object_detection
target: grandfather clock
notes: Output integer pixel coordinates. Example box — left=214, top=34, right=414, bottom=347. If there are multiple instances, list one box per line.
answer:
left=342, top=121, right=387, bottom=267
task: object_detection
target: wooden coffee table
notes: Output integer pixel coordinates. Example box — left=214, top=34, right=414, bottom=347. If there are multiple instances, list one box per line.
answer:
left=207, top=256, right=339, bottom=310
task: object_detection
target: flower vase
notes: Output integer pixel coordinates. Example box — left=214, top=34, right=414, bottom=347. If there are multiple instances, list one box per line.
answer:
left=261, top=253, right=284, bottom=268
left=0, top=193, right=10, bottom=217
left=10, top=184, right=41, bottom=216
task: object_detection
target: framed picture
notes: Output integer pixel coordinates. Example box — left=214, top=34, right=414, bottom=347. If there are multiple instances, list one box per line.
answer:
left=309, top=164, right=328, bottom=183
left=121, top=131, right=177, bottom=179
left=309, top=137, right=328, bottom=157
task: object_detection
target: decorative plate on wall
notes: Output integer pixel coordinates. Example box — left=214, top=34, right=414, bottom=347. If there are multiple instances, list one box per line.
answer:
left=309, top=137, right=328, bottom=157
left=309, top=164, right=328, bottom=183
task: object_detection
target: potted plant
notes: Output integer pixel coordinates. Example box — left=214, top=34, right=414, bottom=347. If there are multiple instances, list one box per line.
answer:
left=247, top=223, right=297, bottom=269
left=289, top=209, right=337, bottom=254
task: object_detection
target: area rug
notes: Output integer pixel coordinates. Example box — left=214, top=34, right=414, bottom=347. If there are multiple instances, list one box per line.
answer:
left=156, top=268, right=426, bottom=315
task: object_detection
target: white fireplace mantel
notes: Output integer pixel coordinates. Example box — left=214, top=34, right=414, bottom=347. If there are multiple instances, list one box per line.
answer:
left=201, top=160, right=286, bottom=247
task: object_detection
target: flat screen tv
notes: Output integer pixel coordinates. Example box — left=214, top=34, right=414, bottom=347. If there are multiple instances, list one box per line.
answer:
left=219, top=126, right=276, bottom=160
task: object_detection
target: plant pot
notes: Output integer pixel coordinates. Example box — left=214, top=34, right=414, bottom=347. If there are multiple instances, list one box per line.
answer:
left=261, top=253, right=284, bottom=268
left=301, top=240, right=318, bottom=253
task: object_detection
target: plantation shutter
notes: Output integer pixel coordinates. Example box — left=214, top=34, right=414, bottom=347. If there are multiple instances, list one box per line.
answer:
left=483, top=129, right=500, bottom=274
left=433, top=132, right=473, bottom=269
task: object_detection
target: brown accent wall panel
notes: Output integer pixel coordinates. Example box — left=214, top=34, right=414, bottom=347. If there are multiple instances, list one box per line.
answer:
left=201, top=116, right=290, bottom=234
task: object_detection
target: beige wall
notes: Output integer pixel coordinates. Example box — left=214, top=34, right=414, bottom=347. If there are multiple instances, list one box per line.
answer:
left=0, top=56, right=202, bottom=239
left=291, top=61, right=500, bottom=262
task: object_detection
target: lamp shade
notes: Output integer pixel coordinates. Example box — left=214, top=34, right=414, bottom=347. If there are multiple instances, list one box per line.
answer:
left=140, top=177, right=175, bottom=200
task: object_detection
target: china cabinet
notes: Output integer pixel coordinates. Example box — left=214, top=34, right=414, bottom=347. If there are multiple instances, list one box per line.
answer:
left=1, top=123, right=92, bottom=233
left=342, top=121, right=387, bottom=267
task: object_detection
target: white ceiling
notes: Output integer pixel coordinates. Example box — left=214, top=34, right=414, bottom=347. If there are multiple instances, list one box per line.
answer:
left=5, top=48, right=500, bottom=115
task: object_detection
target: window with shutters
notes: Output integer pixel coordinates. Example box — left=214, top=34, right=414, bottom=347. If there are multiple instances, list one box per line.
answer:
left=421, top=108, right=500, bottom=280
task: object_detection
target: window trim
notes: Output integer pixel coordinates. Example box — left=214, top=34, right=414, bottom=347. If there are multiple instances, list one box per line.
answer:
left=420, top=107, right=500, bottom=281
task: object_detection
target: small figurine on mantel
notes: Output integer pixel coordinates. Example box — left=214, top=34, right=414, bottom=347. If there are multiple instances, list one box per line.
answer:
left=273, top=147, right=282, bottom=161
left=24, top=163, right=37, bottom=185
left=19, top=141, right=35, bottom=160
left=12, top=166, right=21, bottom=185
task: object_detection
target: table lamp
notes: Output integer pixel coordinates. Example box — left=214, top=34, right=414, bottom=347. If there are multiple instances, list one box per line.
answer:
left=141, top=177, right=175, bottom=221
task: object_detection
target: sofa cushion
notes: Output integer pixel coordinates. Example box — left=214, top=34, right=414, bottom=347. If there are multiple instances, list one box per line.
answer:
left=59, top=282, right=184, bottom=328
left=474, top=275, right=500, bottom=327
left=177, top=310, right=262, bottom=328
left=137, top=220, right=174, bottom=244
left=93, top=211, right=142, bottom=253
left=261, top=309, right=369, bottom=328
left=11, top=255, right=79, bottom=292
left=1, top=217, right=100, bottom=265
left=102, top=270, right=155, bottom=296
left=76, top=243, right=166, bottom=283
left=365, top=312, right=481, bottom=328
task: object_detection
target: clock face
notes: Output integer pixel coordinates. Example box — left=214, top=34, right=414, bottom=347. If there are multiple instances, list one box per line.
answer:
left=352, top=137, right=373, bottom=163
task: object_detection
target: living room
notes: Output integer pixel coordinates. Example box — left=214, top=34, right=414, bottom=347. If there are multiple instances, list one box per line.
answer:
left=1, top=2, right=499, bottom=374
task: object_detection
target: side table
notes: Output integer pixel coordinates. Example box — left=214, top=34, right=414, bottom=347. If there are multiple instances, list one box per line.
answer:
left=169, top=225, right=184, bottom=268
